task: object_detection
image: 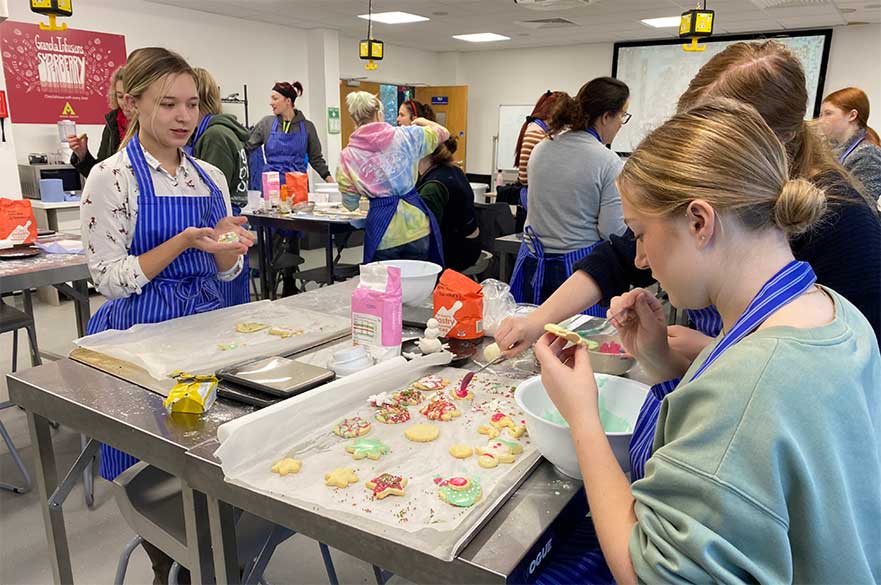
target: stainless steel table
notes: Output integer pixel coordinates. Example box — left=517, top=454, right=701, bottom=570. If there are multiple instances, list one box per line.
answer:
left=0, top=234, right=91, bottom=339
left=244, top=210, right=365, bottom=299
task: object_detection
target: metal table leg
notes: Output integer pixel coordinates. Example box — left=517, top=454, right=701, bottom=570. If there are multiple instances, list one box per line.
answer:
left=255, top=224, right=270, bottom=302
left=182, top=485, right=215, bottom=585
left=70, top=280, right=91, bottom=338
left=80, top=434, right=94, bottom=508
left=27, top=411, right=74, bottom=584
left=325, top=226, right=335, bottom=285
left=207, top=495, right=240, bottom=585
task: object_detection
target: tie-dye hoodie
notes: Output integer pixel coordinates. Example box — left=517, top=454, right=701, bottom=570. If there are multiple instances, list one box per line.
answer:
left=337, top=122, right=449, bottom=249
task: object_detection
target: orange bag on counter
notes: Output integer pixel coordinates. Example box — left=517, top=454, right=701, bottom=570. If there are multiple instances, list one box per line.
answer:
left=0, top=198, right=38, bottom=244
left=285, top=172, right=309, bottom=204
left=433, top=269, right=484, bottom=340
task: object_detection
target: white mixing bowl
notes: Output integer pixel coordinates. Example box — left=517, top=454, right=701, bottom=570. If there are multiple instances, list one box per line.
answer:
left=515, top=374, right=649, bottom=478
left=376, top=260, right=442, bottom=306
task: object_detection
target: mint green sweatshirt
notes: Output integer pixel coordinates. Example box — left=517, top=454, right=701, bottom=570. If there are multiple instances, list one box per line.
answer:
left=630, top=288, right=881, bottom=583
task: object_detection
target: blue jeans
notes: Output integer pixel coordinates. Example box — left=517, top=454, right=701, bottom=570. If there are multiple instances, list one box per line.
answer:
left=373, top=236, right=431, bottom=262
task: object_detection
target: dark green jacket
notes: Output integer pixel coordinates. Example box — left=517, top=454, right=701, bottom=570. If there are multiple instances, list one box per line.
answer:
left=70, top=109, right=122, bottom=177
left=193, top=113, right=250, bottom=209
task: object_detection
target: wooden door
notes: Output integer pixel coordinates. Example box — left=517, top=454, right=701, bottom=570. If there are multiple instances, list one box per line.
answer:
left=339, top=80, right=381, bottom=148
left=416, top=86, right=468, bottom=171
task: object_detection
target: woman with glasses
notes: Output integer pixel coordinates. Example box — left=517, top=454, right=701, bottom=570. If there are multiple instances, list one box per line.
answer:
left=509, top=77, right=629, bottom=310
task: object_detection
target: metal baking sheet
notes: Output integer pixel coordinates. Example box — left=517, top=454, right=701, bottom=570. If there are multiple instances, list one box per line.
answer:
left=217, top=356, right=335, bottom=397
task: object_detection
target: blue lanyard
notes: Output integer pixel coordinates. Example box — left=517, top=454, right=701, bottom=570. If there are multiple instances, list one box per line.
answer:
left=840, top=132, right=865, bottom=163
left=585, top=127, right=603, bottom=144
left=690, top=260, right=817, bottom=381
left=534, top=119, right=549, bottom=133
left=182, top=114, right=213, bottom=156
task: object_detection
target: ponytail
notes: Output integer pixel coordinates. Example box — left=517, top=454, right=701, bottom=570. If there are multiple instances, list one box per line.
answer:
left=547, top=77, right=629, bottom=137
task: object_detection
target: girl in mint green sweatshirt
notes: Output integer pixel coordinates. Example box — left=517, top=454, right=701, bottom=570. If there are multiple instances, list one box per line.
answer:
left=535, top=100, right=880, bottom=584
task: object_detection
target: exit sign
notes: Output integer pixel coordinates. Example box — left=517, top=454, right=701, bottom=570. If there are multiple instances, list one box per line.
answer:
left=431, top=96, right=448, bottom=105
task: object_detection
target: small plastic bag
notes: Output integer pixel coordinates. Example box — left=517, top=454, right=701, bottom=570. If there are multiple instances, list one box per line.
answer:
left=480, top=279, right=517, bottom=336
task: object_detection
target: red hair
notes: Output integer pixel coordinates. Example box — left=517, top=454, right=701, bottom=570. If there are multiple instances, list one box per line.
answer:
left=514, top=91, right=566, bottom=168
left=823, top=87, right=880, bottom=146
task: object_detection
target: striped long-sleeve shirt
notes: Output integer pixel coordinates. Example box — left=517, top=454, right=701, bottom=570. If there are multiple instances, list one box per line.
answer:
left=517, top=122, right=549, bottom=185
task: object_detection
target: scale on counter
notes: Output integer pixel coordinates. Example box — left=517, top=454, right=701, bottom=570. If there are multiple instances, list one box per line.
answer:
left=216, top=356, right=335, bottom=408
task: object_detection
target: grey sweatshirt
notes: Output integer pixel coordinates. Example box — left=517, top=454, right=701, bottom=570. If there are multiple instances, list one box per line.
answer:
left=836, top=130, right=881, bottom=204
left=524, top=130, right=627, bottom=254
left=246, top=111, right=331, bottom=179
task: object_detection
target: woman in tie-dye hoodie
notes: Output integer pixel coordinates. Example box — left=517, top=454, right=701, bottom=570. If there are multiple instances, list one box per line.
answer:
left=337, top=91, right=450, bottom=265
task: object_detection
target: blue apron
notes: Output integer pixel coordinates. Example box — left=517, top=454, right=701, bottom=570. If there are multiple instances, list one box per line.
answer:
left=248, top=118, right=308, bottom=190
left=535, top=260, right=818, bottom=585
left=686, top=305, right=723, bottom=337
left=509, top=226, right=606, bottom=316
left=182, top=114, right=213, bottom=157
left=363, top=187, right=444, bottom=266
left=88, top=135, right=241, bottom=481
left=519, top=119, right=550, bottom=209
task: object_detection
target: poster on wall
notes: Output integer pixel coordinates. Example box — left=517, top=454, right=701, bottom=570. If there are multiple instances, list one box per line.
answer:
left=0, top=21, right=126, bottom=124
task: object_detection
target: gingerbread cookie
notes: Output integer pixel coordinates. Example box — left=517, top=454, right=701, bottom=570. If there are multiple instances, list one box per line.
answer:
left=270, top=458, right=302, bottom=476
left=404, top=423, right=440, bottom=442
left=448, top=444, right=473, bottom=459
left=476, top=438, right=523, bottom=468
left=543, top=323, right=592, bottom=347
left=235, top=322, right=268, bottom=333
left=366, top=473, right=408, bottom=499
left=489, top=412, right=515, bottom=430
left=420, top=395, right=461, bottom=421
left=435, top=476, right=482, bottom=508
left=507, top=424, right=528, bottom=438
left=345, top=438, right=390, bottom=460
left=325, top=468, right=359, bottom=488
left=333, top=417, right=371, bottom=438
left=412, top=375, right=449, bottom=391
left=477, top=424, right=500, bottom=440
left=392, top=387, right=424, bottom=406
left=375, top=405, right=411, bottom=425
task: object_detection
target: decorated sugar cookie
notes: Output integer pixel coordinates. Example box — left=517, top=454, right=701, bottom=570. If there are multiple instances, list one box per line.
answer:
left=345, top=438, right=390, bottom=460
left=366, top=473, right=408, bottom=499
left=392, top=387, right=424, bottom=406
left=325, top=467, right=359, bottom=488
left=476, top=438, right=523, bottom=468
left=448, top=444, right=473, bottom=459
left=333, top=417, right=371, bottom=438
left=490, top=412, right=515, bottom=430
left=368, top=392, right=398, bottom=408
left=435, top=476, right=482, bottom=508
left=235, top=322, right=268, bottom=333
left=451, top=382, right=473, bottom=401
left=420, top=395, right=461, bottom=421
left=375, top=405, right=411, bottom=425
left=270, top=458, right=302, bottom=476
left=412, top=375, right=449, bottom=391
left=404, top=423, right=440, bottom=442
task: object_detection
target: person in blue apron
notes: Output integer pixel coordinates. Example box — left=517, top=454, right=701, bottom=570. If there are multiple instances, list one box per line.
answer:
left=246, top=81, right=334, bottom=296
left=337, top=91, right=448, bottom=265
left=494, top=42, right=881, bottom=364
left=513, top=91, right=567, bottom=211
left=817, top=87, right=881, bottom=203
left=533, top=101, right=880, bottom=585
left=509, top=77, right=630, bottom=313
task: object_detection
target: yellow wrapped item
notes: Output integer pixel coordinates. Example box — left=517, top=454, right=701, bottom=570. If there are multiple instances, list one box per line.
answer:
left=164, top=371, right=218, bottom=414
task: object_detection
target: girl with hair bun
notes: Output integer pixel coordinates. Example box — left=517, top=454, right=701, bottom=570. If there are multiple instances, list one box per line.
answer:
left=396, top=99, right=433, bottom=126
left=535, top=99, right=881, bottom=585
left=818, top=87, right=881, bottom=202
left=337, top=91, right=450, bottom=264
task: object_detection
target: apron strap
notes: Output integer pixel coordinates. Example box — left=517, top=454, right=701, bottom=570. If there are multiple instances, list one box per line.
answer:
left=363, top=189, right=444, bottom=266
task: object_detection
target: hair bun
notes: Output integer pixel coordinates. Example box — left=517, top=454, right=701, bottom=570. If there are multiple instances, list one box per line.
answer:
left=773, top=178, right=827, bottom=234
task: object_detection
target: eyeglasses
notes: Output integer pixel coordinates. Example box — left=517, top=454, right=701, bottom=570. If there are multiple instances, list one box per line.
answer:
left=621, top=112, right=632, bottom=125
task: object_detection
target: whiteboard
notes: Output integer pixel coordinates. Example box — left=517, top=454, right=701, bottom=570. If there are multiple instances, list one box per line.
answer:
left=611, top=32, right=831, bottom=153
left=495, top=104, right=534, bottom=171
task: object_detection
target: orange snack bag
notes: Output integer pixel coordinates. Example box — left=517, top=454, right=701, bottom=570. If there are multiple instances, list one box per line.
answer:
left=433, top=269, right=484, bottom=340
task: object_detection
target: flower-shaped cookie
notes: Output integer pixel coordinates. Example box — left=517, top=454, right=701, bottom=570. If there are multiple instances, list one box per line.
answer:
left=345, top=438, right=390, bottom=460
left=325, top=467, right=359, bottom=488
left=270, top=458, right=302, bottom=476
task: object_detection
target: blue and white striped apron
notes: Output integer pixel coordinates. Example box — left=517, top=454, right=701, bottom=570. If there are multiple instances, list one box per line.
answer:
left=519, top=119, right=550, bottom=209
left=535, top=260, right=818, bottom=584
left=87, top=135, right=241, bottom=481
left=363, top=187, right=445, bottom=267
left=509, top=226, right=606, bottom=316
left=686, top=305, right=723, bottom=337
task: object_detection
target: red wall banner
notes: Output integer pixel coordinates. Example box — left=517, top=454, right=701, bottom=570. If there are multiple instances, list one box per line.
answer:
left=0, top=21, right=126, bottom=124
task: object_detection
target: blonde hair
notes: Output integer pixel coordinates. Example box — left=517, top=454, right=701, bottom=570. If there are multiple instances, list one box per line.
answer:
left=620, top=99, right=827, bottom=236
left=346, top=91, right=382, bottom=127
left=107, top=66, right=126, bottom=110
left=194, top=67, right=222, bottom=117
left=121, top=47, right=195, bottom=146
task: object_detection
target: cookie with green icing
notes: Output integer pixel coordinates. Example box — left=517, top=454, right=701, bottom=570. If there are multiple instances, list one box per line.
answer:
left=435, top=476, right=482, bottom=507
left=345, top=437, right=390, bottom=460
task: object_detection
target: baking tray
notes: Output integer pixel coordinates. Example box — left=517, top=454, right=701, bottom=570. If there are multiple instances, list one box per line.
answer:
left=217, top=356, right=334, bottom=398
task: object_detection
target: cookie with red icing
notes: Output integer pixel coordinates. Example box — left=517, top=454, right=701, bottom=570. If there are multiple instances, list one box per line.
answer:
left=333, top=417, right=371, bottom=438
left=412, top=375, right=449, bottom=391
left=476, top=438, right=523, bottom=468
left=435, top=476, right=482, bottom=507
left=392, top=387, right=424, bottom=406
left=420, top=395, right=461, bottom=421
left=365, top=473, right=408, bottom=499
